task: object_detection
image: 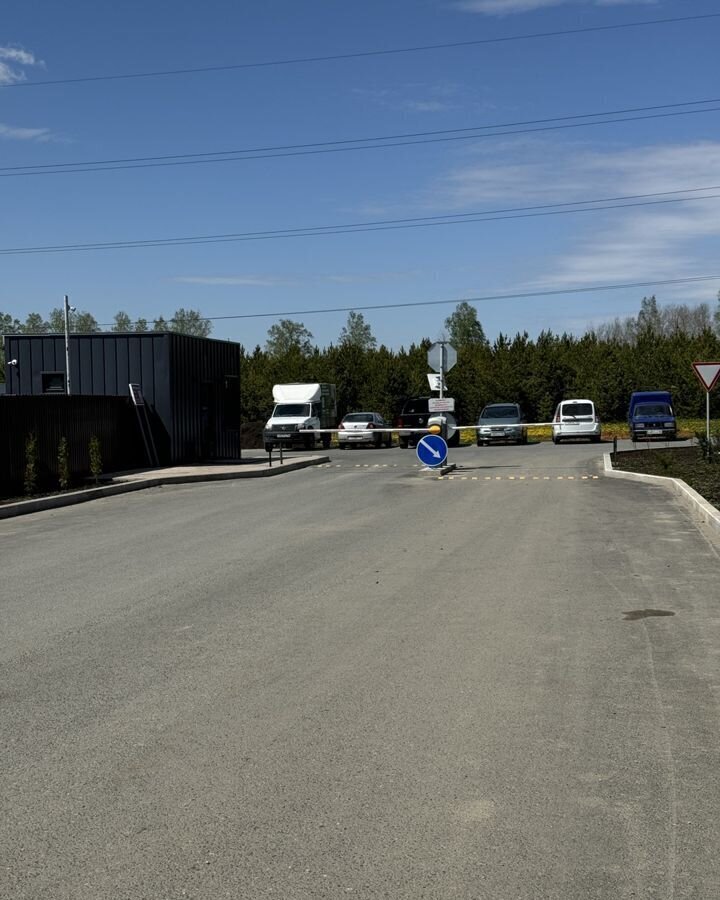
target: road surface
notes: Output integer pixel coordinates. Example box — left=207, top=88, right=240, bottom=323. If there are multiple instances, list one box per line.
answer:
left=2, top=441, right=719, bottom=898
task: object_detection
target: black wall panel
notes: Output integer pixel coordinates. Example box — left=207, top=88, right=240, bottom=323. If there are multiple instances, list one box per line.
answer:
left=3, top=332, right=240, bottom=464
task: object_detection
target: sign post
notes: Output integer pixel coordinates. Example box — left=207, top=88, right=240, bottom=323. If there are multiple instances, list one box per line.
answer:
left=427, top=342, right=457, bottom=444
left=691, top=362, right=720, bottom=450
left=427, top=342, right=457, bottom=401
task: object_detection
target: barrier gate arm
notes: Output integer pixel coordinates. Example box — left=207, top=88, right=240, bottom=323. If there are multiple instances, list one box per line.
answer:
left=300, top=422, right=558, bottom=434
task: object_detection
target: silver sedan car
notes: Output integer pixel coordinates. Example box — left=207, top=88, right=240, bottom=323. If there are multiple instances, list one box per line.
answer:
left=337, top=412, right=393, bottom=448
left=476, top=403, right=528, bottom=446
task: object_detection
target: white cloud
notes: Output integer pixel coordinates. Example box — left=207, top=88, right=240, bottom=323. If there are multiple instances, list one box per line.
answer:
left=173, top=275, right=297, bottom=287
left=173, top=270, right=421, bottom=288
left=456, top=0, right=655, bottom=14
left=527, top=142, right=720, bottom=294
left=353, top=81, right=463, bottom=114
left=0, top=45, right=43, bottom=84
left=0, top=123, right=53, bottom=142
left=416, top=139, right=720, bottom=316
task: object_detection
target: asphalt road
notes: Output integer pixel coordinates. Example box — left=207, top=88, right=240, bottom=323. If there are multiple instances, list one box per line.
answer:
left=2, top=440, right=719, bottom=899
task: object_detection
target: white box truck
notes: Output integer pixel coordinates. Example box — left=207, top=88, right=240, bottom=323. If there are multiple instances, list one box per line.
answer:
left=263, top=383, right=337, bottom=452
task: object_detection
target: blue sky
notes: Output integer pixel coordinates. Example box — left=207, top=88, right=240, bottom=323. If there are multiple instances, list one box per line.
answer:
left=1, top=0, right=719, bottom=349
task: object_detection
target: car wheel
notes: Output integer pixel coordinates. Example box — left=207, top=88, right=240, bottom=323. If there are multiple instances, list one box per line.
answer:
left=591, top=435, right=601, bottom=444
left=553, top=435, right=561, bottom=444
left=399, top=439, right=409, bottom=449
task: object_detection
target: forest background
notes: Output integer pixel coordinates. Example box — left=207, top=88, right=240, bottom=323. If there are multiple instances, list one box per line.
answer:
left=3, top=294, right=720, bottom=425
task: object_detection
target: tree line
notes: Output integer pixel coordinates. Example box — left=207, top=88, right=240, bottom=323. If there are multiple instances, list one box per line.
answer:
left=245, top=297, right=720, bottom=424
left=3, top=296, right=720, bottom=423
left=0, top=307, right=211, bottom=338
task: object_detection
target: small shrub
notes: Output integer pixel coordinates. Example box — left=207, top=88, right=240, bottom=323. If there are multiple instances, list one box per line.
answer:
left=24, top=433, right=38, bottom=496
left=57, top=437, right=71, bottom=490
left=694, top=429, right=720, bottom=462
left=89, top=435, right=102, bottom=484
left=652, top=451, right=674, bottom=474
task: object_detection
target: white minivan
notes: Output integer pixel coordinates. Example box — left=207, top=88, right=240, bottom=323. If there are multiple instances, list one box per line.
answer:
left=552, top=399, right=601, bottom=444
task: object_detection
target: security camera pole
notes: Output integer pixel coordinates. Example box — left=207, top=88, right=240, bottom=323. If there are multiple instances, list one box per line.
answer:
left=63, top=294, right=74, bottom=395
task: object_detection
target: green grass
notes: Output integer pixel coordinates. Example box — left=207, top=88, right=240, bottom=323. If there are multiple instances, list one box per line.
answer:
left=524, top=418, right=713, bottom=443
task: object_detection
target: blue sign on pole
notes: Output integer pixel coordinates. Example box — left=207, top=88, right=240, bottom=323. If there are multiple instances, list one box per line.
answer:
left=416, top=434, right=448, bottom=468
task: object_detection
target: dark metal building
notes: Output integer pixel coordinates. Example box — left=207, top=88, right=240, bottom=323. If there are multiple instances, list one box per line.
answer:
left=3, top=332, right=241, bottom=463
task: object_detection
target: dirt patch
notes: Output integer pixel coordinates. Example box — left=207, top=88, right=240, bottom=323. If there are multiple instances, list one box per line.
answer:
left=623, top=609, right=675, bottom=621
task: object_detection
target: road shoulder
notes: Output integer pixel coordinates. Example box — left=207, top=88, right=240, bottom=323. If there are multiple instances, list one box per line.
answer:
left=0, top=455, right=329, bottom=520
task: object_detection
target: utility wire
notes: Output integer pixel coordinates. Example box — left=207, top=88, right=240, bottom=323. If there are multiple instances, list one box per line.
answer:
left=94, top=275, right=720, bottom=328
left=2, top=97, right=719, bottom=177
left=2, top=13, right=717, bottom=89
left=1, top=185, right=719, bottom=257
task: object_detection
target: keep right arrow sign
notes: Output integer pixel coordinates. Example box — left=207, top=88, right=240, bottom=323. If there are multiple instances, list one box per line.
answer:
left=692, top=361, right=720, bottom=391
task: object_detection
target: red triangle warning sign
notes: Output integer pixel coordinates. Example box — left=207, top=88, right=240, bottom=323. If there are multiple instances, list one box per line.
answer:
left=692, top=362, right=720, bottom=391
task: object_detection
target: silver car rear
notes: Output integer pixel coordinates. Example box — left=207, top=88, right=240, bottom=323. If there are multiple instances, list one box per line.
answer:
left=338, top=412, right=392, bottom=448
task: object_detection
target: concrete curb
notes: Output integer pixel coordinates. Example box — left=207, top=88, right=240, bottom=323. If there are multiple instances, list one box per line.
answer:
left=0, top=456, right=330, bottom=520
left=603, top=452, right=720, bottom=535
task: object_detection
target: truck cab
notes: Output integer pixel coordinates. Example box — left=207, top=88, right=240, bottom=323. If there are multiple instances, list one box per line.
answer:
left=628, top=391, right=676, bottom=442
left=263, top=384, right=336, bottom=451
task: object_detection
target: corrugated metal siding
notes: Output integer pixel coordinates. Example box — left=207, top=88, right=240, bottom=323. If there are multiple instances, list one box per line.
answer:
left=4, top=333, right=169, bottom=402
left=3, top=332, right=240, bottom=464
left=0, top=395, right=145, bottom=498
left=168, top=334, right=240, bottom=461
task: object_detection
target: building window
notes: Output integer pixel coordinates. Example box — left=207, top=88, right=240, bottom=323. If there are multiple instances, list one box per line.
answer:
left=41, top=372, right=65, bottom=394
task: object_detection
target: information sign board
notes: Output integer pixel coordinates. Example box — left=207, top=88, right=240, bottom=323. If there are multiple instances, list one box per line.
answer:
left=428, top=397, right=455, bottom=413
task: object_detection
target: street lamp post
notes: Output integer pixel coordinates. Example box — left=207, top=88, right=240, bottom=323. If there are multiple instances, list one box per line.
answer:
left=63, top=294, right=75, bottom=395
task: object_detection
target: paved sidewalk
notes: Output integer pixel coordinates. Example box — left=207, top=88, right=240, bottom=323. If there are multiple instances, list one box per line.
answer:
left=0, top=453, right=328, bottom=520
left=603, top=451, right=720, bottom=537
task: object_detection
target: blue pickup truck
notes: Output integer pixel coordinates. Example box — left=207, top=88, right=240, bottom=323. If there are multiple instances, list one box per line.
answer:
left=628, top=391, right=677, bottom=441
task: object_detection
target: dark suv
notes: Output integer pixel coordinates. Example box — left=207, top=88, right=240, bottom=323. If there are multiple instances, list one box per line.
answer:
left=394, top=397, right=460, bottom=449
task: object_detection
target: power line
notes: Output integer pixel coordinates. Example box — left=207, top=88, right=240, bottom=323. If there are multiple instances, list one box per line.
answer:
left=94, top=275, right=720, bottom=328
left=0, top=97, right=720, bottom=178
left=2, top=13, right=717, bottom=89
left=3, top=101, right=720, bottom=178
left=2, top=185, right=719, bottom=256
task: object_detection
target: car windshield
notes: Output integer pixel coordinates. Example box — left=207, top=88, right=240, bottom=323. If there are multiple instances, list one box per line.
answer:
left=273, top=403, right=310, bottom=417
left=635, top=403, right=672, bottom=416
left=480, top=405, right=519, bottom=420
left=343, top=413, right=374, bottom=423
left=561, top=402, right=593, bottom=418
left=402, top=399, right=428, bottom=414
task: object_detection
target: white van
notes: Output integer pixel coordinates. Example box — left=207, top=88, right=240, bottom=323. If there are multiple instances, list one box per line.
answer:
left=552, top=399, right=601, bottom=444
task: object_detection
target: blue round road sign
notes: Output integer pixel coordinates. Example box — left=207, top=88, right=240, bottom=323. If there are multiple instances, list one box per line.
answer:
left=416, top=434, right=448, bottom=468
